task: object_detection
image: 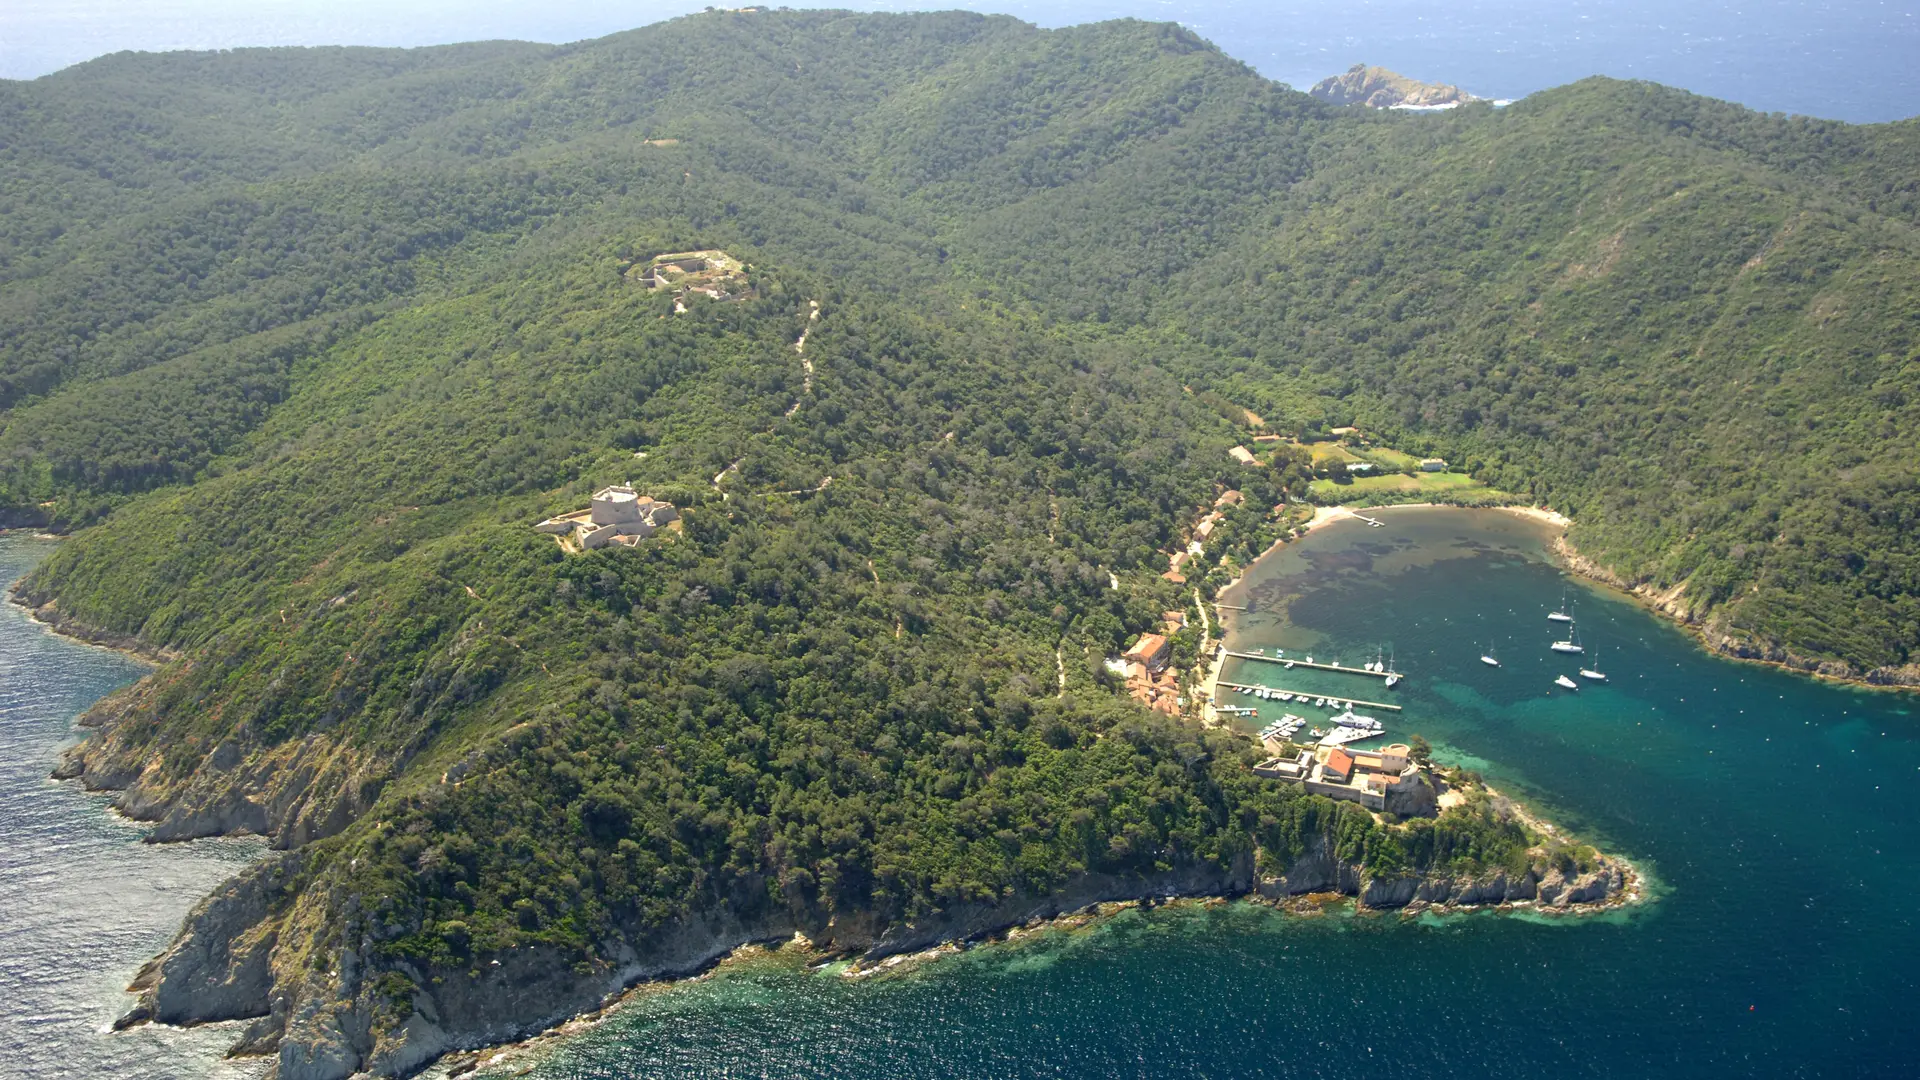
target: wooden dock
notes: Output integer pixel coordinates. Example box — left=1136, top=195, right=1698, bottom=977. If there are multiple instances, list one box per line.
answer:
left=1214, top=681, right=1402, bottom=712
left=1220, top=650, right=1399, bottom=680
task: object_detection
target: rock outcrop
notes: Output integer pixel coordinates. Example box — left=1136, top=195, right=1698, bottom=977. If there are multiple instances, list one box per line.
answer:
left=1309, top=64, right=1479, bottom=109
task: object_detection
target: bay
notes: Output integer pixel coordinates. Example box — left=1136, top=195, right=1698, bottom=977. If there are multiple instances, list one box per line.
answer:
left=0, top=533, right=265, bottom=1080
left=475, top=506, right=1918, bottom=1079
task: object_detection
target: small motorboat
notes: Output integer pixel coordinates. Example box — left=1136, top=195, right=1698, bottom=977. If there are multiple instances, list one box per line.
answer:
left=1554, top=674, right=1579, bottom=690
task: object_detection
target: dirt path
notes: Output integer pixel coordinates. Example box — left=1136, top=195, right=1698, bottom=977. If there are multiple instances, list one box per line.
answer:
left=783, top=300, right=820, bottom=418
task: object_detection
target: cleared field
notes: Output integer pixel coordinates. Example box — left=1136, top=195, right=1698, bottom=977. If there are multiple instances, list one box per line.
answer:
left=1308, top=442, right=1362, bottom=467
left=1309, top=470, right=1507, bottom=504
left=1359, top=447, right=1422, bottom=471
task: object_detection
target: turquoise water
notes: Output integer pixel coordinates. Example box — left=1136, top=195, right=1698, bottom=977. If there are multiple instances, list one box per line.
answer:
left=478, top=506, right=1918, bottom=1079
left=0, top=534, right=265, bottom=1080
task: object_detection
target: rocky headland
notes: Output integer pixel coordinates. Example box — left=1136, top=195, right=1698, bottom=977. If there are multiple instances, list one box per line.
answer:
left=94, top=760, right=1629, bottom=1080
left=1309, top=64, right=1480, bottom=108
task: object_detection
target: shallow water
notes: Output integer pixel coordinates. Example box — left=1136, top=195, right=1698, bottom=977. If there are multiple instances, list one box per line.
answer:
left=0, top=534, right=265, bottom=1080
left=481, top=506, right=1918, bottom=1079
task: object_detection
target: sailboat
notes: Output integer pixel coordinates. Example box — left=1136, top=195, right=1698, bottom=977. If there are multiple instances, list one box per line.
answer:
left=1554, top=674, right=1580, bottom=690
left=1383, top=647, right=1402, bottom=688
left=1480, top=644, right=1500, bottom=667
left=1550, top=625, right=1584, bottom=654
left=1548, top=591, right=1574, bottom=623
left=1580, top=650, right=1607, bottom=681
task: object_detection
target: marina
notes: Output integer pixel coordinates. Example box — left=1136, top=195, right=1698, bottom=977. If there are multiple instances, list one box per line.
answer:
left=1214, top=681, right=1403, bottom=712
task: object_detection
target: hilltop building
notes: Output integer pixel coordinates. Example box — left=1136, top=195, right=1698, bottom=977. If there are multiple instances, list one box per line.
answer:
left=1419, top=458, right=1448, bottom=472
left=535, top=485, right=680, bottom=550
left=629, top=249, right=750, bottom=305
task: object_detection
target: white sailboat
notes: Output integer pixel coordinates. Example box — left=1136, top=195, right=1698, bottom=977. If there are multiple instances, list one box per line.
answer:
left=1383, top=647, right=1401, bottom=687
left=1480, top=643, right=1500, bottom=667
left=1550, top=626, right=1584, bottom=654
left=1548, top=591, right=1574, bottom=623
left=1580, top=650, right=1607, bottom=681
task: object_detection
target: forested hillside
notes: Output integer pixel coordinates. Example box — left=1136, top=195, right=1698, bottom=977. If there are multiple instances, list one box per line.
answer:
left=2, top=9, right=1915, bottom=1077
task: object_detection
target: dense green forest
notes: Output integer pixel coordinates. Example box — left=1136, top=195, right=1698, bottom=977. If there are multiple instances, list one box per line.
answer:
left=1, top=9, right=1913, bottom=1077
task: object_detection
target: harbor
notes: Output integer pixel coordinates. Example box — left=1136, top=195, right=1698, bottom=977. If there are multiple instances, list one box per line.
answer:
left=1213, top=681, right=1403, bottom=713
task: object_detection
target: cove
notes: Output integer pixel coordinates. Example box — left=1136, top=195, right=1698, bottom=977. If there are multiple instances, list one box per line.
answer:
left=0, top=534, right=265, bottom=1080
left=468, top=507, right=1917, bottom=1079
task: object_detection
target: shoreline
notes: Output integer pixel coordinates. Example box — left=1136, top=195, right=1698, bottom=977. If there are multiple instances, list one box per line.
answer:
left=1275, top=501, right=1913, bottom=694
left=4, top=583, right=174, bottom=667
left=442, top=863, right=1640, bottom=1078
left=1202, top=504, right=1343, bottom=719
left=1528, top=513, right=1920, bottom=693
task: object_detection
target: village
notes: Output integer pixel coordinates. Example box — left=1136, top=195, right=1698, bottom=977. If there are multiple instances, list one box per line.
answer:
left=1102, top=416, right=1469, bottom=819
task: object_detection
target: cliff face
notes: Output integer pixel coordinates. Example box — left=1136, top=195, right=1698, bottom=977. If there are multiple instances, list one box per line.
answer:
left=1308, top=64, right=1479, bottom=108
left=49, top=669, right=388, bottom=848
left=116, top=828, right=1627, bottom=1080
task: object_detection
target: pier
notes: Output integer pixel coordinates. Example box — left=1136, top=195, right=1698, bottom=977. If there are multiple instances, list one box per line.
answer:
left=1214, top=681, right=1402, bottom=712
left=1220, top=650, right=1400, bottom=680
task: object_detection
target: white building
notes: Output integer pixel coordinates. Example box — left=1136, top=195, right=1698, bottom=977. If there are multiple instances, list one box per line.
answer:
left=537, top=484, right=680, bottom=550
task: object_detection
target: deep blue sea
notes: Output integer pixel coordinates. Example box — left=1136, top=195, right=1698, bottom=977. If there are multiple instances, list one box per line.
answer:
left=0, top=535, right=265, bottom=1080
left=460, top=507, right=1919, bottom=1080
left=5, top=0, right=1917, bottom=122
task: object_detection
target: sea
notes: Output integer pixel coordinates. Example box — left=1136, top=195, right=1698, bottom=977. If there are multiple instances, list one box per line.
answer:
left=5, top=507, right=1919, bottom=1078
left=0, top=535, right=265, bottom=1080
left=4, top=0, right=1917, bottom=123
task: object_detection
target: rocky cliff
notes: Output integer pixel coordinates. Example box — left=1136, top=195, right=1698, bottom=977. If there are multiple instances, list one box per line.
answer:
left=48, top=668, right=388, bottom=848
left=1308, top=64, right=1480, bottom=108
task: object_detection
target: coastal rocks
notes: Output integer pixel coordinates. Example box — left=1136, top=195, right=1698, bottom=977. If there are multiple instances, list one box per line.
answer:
left=52, top=677, right=389, bottom=849
left=1253, top=829, right=1630, bottom=914
left=1353, top=858, right=1625, bottom=911
left=122, top=829, right=1632, bottom=1080
left=119, top=852, right=301, bottom=1030
left=264, top=862, right=1261, bottom=1080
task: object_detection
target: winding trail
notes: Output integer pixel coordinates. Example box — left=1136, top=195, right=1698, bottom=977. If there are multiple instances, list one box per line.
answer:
left=783, top=300, right=820, bottom=418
